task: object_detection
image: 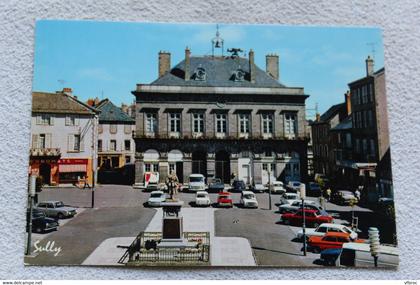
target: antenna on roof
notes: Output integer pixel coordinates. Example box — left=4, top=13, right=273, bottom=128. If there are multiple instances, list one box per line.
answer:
left=211, top=24, right=224, bottom=57
left=367, top=42, right=377, bottom=60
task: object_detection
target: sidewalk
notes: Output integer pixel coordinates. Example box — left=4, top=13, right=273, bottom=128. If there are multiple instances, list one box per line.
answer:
left=82, top=208, right=256, bottom=266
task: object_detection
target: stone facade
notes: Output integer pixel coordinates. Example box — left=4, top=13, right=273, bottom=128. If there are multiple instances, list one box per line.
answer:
left=133, top=48, right=309, bottom=187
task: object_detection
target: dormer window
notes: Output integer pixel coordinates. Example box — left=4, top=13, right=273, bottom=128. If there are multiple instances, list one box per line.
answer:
left=234, top=68, right=245, bottom=82
left=194, top=67, right=206, bottom=81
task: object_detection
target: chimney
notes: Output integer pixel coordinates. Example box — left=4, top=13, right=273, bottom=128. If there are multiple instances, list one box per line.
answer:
left=266, top=53, right=279, bottom=81
left=366, top=55, right=374, bottom=76
left=62, top=87, right=73, bottom=96
left=184, top=47, right=191, bottom=81
left=344, top=90, right=352, bottom=115
left=249, top=49, right=256, bottom=83
left=315, top=113, right=321, bottom=122
left=158, top=51, right=171, bottom=77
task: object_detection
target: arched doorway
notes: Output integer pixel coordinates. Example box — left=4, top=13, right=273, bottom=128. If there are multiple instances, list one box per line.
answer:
left=216, top=150, right=231, bottom=184
left=238, top=151, right=253, bottom=185
left=144, top=149, right=160, bottom=173
left=192, top=150, right=207, bottom=178
left=168, top=149, right=183, bottom=183
left=39, top=163, right=51, bottom=185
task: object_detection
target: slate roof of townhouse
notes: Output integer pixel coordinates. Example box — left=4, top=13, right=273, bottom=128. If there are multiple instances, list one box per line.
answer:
left=151, top=56, right=286, bottom=88
left=311, top=103, right=346, bottom=125
left=331, top=115, right=353, bottom=131
left=32, top=91, right=98, bottom=115
left=95, top=99, right=135, bottom=124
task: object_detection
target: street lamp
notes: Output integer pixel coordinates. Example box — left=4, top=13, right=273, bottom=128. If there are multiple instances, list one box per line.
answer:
left=300, top=183, right=307, bottom=256
left=26, top=174, right=36, bottom=255
left=268, top=169, right=272, bottom=210
left=369, top=227, right=380, bottom=267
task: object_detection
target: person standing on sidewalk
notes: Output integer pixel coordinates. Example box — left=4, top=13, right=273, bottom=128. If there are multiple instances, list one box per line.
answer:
left=325, top=188, right=332, bottom=201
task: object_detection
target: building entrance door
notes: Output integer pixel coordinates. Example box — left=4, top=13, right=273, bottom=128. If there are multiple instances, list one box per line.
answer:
left=39, top=163, right=51, bottom=185
left=216, top=151, right=231, bottom=184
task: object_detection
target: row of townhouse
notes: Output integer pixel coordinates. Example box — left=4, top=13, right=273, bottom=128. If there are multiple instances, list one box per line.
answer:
left=29, top=89, right=135, bottom=186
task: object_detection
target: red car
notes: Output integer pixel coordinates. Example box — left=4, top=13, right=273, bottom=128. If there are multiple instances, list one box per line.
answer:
left=308, top=232, right=365, bottom=253
left=217, top=192, right=233, bottom=207
left=280, top=209, right=333, bottom=227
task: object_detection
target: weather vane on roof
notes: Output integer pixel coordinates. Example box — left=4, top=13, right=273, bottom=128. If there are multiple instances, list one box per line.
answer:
left=212, top=24, right=224, bottom=57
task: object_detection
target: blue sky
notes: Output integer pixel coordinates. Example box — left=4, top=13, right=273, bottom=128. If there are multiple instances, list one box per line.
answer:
left=33, top=20, right=384, bottom=117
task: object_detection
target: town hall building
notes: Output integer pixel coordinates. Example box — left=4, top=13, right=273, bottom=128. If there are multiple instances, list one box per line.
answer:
left=132, top=32, right=310, bottom=187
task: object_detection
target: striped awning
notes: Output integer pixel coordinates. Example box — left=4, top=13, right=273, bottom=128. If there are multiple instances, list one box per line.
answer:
left=59, top=164, right=87, bottom=173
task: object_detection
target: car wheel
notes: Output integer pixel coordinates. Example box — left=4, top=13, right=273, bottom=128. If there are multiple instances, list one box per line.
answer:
left=312, top=247, right=321, bottom=253
left=57, top=213, right=64, bottom=219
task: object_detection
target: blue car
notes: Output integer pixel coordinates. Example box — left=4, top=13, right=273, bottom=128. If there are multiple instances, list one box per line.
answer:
left=320, top=248, right=342, bottom=266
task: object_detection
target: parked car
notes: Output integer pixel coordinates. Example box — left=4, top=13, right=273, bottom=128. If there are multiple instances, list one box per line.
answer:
left=277, top=192, right=300, bottom=206
left=240, top=191, right=258, bottom=208
left=195, top=191, right=211, bottom=207
left=278, top=199, right=319, bottom=214
left=308, top=232, right=365, bottom=253
left=251, top=183, right=266, bottom=193
left=27, top=208, right=59, bottom=233
left=231, top=179, right=246, bottom=192
left=270, top=181, right=286, bottom=194
left=332, top=190, right=358, bottom=205
left=307, top=182, right=322, bottom=197
left=144, top=171, right=160, bottom=192
left=320, top=248, right=342, bottom=266
left=147, top=191, right=167, bottom=207
left=287, top=181, right=302, bottom=192
left=188, top=174, right=206, bottom=192
left=36, top=201, right=77, bottom=219
left=338, top=242, right=399, bottom=268
left=280, top=209, right=333, bottom=228
left=208, top=178, right=225, bottom=192
left=296, top=223, right=358, bottom=241
left=217, top=191, right=233, bottom=207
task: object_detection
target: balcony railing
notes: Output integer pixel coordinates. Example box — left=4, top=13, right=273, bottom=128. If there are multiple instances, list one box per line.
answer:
left=30, top=148, right=61, bottom=157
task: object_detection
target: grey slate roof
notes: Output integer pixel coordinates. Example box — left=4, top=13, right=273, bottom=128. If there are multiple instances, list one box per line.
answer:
left=32, top=91, right=98, bottom=115
left=151, top=56, right=286, bottom=88
left=96, top=99, right=135, bottom=124
left=331, top=115, right=352, bottom=131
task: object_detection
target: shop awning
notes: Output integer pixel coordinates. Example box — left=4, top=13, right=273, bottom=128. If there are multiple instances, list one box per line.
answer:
left=59, top=164, right=87, bottom=173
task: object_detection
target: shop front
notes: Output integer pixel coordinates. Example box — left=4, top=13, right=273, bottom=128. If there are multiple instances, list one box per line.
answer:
left=58, top=158, right=91, bottom=184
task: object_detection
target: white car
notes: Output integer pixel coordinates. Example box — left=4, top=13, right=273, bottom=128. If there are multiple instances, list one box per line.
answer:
left=296, top=223, right=358, bottom=241
left=278, top=199, right=318, bottom=214
left=147, top=191, right=167, bottom=207
left=278, top=192, right=300, bottom=205
left=188, top=174, right=206, bottom=192
left=270, top=181, right=286, bottom=194
left=251, top=183, right=266, bottom=193
left=240, top=191, right=259, bottom=208
left=195, top=191, right=211, bottom=207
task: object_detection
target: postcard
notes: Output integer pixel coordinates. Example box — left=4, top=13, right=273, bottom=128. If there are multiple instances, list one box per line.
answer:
left=25, top=20, right=397, bottom=267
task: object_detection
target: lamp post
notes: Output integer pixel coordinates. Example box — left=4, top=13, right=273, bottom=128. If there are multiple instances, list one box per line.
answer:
left=26, top=174, right=36, bottom=255
left=369, top=227, right=380, bottom=267
left=300, top=184, right=307, bottom=256
left=268, top=169, right=272, bottom=210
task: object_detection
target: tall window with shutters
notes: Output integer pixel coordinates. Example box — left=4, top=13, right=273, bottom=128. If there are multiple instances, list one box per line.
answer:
left=68, top=134, right=83, bottom=152
left=32, top=133, right=52, bottom=149
left=284, top=113, right=297, bottom=138
left=65, top=115, right=79, bottom=126
left=36, top=114, right=53, bottom=125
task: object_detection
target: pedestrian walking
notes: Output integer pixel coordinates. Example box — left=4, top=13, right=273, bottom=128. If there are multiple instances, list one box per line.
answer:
left=83, top=175, right=91, bottom=189
left=325, top=188, right=332, bottom=201
left=355, top=188, right=361, bottom=201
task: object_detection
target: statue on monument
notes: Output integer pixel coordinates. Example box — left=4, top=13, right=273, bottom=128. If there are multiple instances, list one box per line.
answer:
left=166, top=170, right=179, bottom=200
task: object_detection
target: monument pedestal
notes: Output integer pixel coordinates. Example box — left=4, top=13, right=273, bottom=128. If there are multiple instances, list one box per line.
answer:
left=157, top=200, right=189, bottom=248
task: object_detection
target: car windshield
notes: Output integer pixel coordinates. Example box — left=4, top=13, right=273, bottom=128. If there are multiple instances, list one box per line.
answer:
left=211, top=179, right=221, bottom=184
left=150, top=193, right=163, bottom=198
left=219, top=195, right=229, bottom=199
left=234, top=181, right=245, bottom=187
left=32, top=211, right=45, bottom=219
left=197, top=194, right=207, bottom=198
left=285, top=194, right=296, bottom=199
left=190, top=177, right=204, bottom=182
left=293, top=182, right=300, bottom=186
left=343, top=227, right=352, bottom=234
left=55, top=202, right=65, bottom=207
left=244, top=194, right=255, bottom=199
